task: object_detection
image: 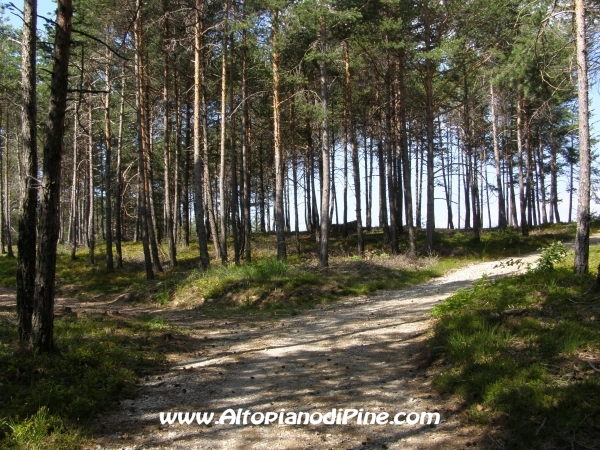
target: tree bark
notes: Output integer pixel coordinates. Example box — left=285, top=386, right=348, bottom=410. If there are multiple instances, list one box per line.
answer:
left=219, top=0, right=229, bottom=265
left=345, top=41, right=364, bottom=255
left=3, top=110, right=13, bottom=257
left=31, top=0, right=73, bottom=352
left=516, top=91, right=529, bottom=236
left=115, top=72, right=125, bottom=268
left=104, top=42, right=114, bottom=271
left=574, top=0, right=590, bottom=274
left=273, top=9, right=287, bottom=261
left=194, top=0, right=210, bottom=269
left=163, top=0, right=177, bottom=268
left=319, top=19, right=330, bottom=268
left=17, top=0, right=38, bottom=345
left=490, top=83, right=506, bottom=229
left=241, top=7, right=252, bottom=262
left=397, top=49, right=416, bottom=253
left=134, top=0, right=154, bottom=280
left=87, top=89, right=95, bottom=263
left=424, top=3, right=436, bottom=253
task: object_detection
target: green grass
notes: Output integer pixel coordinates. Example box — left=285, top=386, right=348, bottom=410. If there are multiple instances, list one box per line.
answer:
left=429, top=243, right=600, bottom=448
left=0, top=313, right=170, bottom=449
left=0, top=223, right=595, bottom=448
left=170, top=253, right=453, bottom=315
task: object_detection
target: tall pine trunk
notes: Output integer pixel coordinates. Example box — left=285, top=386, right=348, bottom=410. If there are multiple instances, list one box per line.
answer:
left=194, top=0, right=210, bottom=269
left=345, top=41, right=364, bottom=255
left=17, top=0, right=38, bottom=345
left=163, top=0, right=177, bottom=267
left=219, top=0, right=229, bottom=265
left=272, top=10, right=286, bottom=260
left=31, top=0, right=73, bottom=352
left=134, top=0, right=154, bottom=280
left=241, top=10, right=252, bottom=262
left=319, top=19, right=330, bottom=268
left=490, top=83, right=506, bottom=229
left=574, top=0, right=591, bottom=274
left=104, top=43, right=114, bottom=271
left=115, top=74, right=125, bottom=268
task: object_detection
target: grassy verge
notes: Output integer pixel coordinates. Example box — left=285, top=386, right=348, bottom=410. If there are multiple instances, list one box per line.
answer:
left=166, top=223, right=588, bottom=315
left=429, top=244, right=600, bottom=449
left=0, top=313, right=171, bottom=449
left=169, top=254, right=455, bottom=314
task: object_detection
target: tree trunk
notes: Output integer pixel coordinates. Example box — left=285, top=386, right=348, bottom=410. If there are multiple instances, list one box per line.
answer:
left=182, top=98, right=190, bottom=246
left=104, top=42, right=114, bottom=271
left=17, top=0, right=38, bottom=345
left=516, top=91, right=529, bottom=236
left=549, top=132, right=560, bottom=223
left=291, top=98, right=300, bottom=254
left=241, top=10, right=252, bottom=262
left=272, top=9, right=286, bottom=260
left=219, top=0, right=229, bottom=265
left=397, top=49, right=415, bottom=253
left=4, top=113, right=13, bottom=257
left=31, top=0, right=73, bottom=352
left=134, top=0, right=154, bottom=280
left=259, top=137, right=266, bottom=233
left=366, top=131, right=373, bottom=230
left=115, top=74, right=125, bottom=268
left=490, top=83, right=506, bottom=229
left=424, top=4, right=436, bottom=253
left=574, top=0, right=590, bottom=274
left=202, top=77, right=220, bottom=260
left=345, top=41, right=363, bottom=255
left=536, top=135, right=548, bottom=224
left=319, top=19, right=330, bottom=268
left=385, top=50, right=398, bottom=254
left=87, top=90, right=95, bottom=263
left=228, top=26, right=240, bottom=265
left=194, top=0, right=210, bottom=269
left=163, top=0, right=177, bottom=268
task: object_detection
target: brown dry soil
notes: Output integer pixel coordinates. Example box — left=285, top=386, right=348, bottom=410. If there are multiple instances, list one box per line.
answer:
left=6, top=239, right=593, bottom=450
left=56, top=246, right=564, bottom=450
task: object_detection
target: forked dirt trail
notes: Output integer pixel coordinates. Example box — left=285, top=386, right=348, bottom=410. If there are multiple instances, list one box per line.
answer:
left=88, top=239, right=593, bottom=450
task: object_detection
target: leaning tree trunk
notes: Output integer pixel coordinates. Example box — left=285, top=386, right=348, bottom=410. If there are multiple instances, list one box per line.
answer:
left=17, top=0, right=37, bottom=345
left=31, top=0, right=73, bottom=352
left=574, top=0, right=591, bottom=274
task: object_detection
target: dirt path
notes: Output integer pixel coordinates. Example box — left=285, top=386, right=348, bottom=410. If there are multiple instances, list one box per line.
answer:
left=85, top=239, right=594, bottom=450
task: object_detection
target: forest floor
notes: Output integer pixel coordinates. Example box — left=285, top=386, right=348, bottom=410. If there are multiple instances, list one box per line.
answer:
left=58, top=237, right=599, bottom=450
